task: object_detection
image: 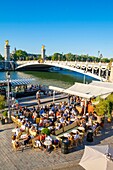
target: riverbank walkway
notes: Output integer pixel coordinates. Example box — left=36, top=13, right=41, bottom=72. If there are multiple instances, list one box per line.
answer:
left=0, top=95, right=113, bottom=170
left=18, top=93, right=68, bottom=108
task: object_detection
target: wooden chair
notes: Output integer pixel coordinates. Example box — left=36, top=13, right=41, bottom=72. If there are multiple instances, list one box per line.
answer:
left=52, top=140, right=60, bottom=150
left=93, top=126, right=101, bottom=136
left=79, top=133, right=85, bottom=145
left=73, top=138, right=79, bottom=147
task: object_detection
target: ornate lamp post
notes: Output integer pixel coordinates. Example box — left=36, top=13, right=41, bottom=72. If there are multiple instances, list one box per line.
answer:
left=99, top=62, right=102, bottom=77
left=6, top=71, right=11, bottom=122
left=53, top=90, right=55, bottom=103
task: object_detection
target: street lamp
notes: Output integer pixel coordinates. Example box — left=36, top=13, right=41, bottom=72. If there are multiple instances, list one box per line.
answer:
left=6, top=71, right=11, bottom=122
left=83, top=71, right=87, bottom=84
left=53, top=90, right=55, bottom=103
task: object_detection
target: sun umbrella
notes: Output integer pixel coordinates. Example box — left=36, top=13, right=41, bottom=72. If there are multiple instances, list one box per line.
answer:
left=79, top=145, right=113, bottom=170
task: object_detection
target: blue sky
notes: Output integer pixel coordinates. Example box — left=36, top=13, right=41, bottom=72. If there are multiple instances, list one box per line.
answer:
left=0, top=0, right=113, bottom=58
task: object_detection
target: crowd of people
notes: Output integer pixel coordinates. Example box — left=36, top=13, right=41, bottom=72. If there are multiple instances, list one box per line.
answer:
left=11, top=94, right=103, bottom=152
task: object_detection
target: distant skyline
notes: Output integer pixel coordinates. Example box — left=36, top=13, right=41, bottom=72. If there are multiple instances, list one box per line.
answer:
left=0, top=0, right=113, bottom=58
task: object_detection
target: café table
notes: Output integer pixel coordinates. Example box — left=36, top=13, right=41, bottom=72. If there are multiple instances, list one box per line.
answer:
left=63, top=133, right=71, bottom=138
left=70, top=118, right=75, bottom=122
left=71, top=129, right=78, bottom=133
left=20, top=115, right=25, bottom=119
left=44, top=140, right=52, bottom=146
left=49, top=116, right=54, bottom=121
left=77, top=127, right=85, bottom=131
left=20, top=134, right=27, bottom=139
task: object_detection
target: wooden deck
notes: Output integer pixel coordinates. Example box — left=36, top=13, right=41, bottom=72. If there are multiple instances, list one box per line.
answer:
left=1, top=119, right=113, bottom=170
left=0, top=123, right=84, bottom=170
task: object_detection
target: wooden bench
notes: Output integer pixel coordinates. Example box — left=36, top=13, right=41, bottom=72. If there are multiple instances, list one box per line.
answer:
left=55, top=128, right=64, bottom=136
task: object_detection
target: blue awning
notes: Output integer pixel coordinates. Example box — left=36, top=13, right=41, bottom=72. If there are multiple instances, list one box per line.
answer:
left=0, top=78, right=35, bottom=87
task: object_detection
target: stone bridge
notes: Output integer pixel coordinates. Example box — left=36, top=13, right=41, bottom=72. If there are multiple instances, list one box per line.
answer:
left=16, top=60, right=111, bottom=81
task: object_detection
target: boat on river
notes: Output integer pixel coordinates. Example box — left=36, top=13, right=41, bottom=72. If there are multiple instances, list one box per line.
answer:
left=0, top=78, right=50, bottom=99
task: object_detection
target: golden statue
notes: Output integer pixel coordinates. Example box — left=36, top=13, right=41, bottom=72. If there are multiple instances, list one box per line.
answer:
left=5, top=40, right=9, bottom=45
left=42, top=45, right=45, bottom=49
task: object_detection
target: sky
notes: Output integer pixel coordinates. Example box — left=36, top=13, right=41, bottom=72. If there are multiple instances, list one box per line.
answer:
left=0, top=0, right=113, bottom=58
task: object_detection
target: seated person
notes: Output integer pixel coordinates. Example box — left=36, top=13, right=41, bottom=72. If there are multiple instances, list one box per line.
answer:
left=73, top=131, right=80, bottom=146
left=12, top=135, right=21, bottom=150
left=44, top=135, right=52, bottom=153
left=40, top=133, right=46, bottom=142
left=14, top=126, right=20, bottom=137
left=20, top=122, right=26, bottom=132
left=92, top=122, right=100, bottom=132
left=32, top=134, right=42, bottom=149
left=68, top=133, right=74, bottom=146
left=35, top=140, right=42, bottom=149
left=22, top=133, right=32, bottom=146
left=55, top=123, right=61, bottom=130
left=29, top=125, right=37, bottom=137
left=52, top=139, right=59, bottom=145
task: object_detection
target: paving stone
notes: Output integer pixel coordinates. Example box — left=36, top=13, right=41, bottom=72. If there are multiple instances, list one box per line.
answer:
left=1, top=118, right=113, bottom=170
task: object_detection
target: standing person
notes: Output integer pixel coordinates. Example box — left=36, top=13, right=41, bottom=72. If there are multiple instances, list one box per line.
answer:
left=68, top=94, right=71, bottom=105
left=36, top=90, right=41, bottom=105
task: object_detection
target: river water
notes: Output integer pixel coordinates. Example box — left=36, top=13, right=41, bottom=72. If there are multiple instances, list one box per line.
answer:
left=0, top=70, right=96, bottom=88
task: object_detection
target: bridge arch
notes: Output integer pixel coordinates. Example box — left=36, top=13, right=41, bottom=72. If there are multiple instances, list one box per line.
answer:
left=16, top=61, right=107, bottom=81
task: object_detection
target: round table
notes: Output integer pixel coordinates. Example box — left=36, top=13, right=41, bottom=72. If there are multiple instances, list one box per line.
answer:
left=63, top=133, right=71, bottom=138
left=77, top=127, right=85, bottom=131
left=49, top=116, right=54, bottom=119
left=20, top=134, right=27, bottom=139
left=44, top=140, right=52, bottom=146
left=71, top=129, right=78, bottom=133
left=70, top=118, right=75, bottom=122
left=20, top=115, right=25, bottom=119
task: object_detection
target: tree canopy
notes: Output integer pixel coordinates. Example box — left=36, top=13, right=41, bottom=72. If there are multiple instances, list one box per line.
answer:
left=94, top=93, right=113, bottom=119
left=11, top=50, right=28, bottom=61
left=0, top=54, right=3, bottom=61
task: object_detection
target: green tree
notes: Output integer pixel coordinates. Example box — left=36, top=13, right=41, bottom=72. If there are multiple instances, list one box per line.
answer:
left=0, top=54, right=3, bottom=60
left=12, top=50, right=28, bottom=61
left=94, top=99, right=107, bottom=116
left=65, top=53, right=75, bottom=61
left=0, top=95, right=6, bottom=110
left=47, top=56, right=52, bottom=60
left=94, top=93, right=113, bottom=120
left=52, top=53, right=61, bottom=61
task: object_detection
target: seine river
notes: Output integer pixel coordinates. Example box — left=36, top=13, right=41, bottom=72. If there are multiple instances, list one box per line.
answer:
left=0, top=70, right=95, bottom=88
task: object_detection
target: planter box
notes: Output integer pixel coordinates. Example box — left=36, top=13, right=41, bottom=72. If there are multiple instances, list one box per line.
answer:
left=0, top=119, right=5, bottom=125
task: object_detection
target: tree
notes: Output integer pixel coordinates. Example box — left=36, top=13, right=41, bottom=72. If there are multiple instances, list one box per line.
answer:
left=12, top=50, right=28, bottom=61
left=0, top=54, right=3, bottom=61
left=52, top=53, right=61, bottom=61
left=65, top=53, right=75, bottom=61
left=0, top=95, right=6, bottom=110
left=94, top=99, right=107, bottom=116
left=94, top=93, right=113, bottom=121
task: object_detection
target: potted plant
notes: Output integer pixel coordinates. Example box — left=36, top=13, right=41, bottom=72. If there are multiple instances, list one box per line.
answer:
left=41, top=128, right=50, bottom=135
left=94, top=94, right=113, bottom=124
left=94, top=99, right=107, bottom=125
left=107, top=101, right=112, bottom=123
left=0, top=95, right=6, bottom=125
left=1, top=111, right=8, bottom=124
